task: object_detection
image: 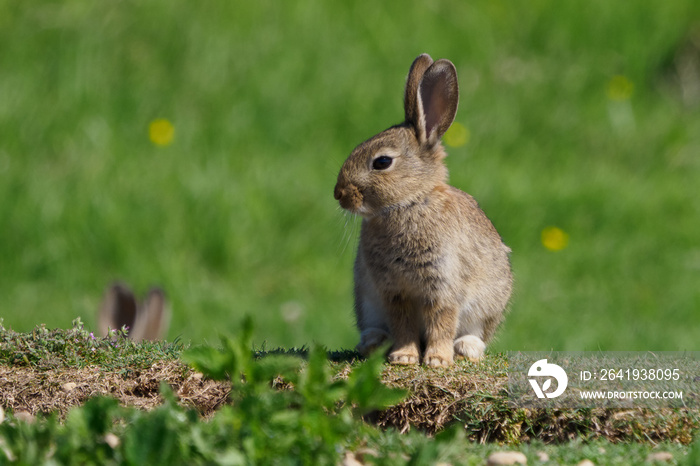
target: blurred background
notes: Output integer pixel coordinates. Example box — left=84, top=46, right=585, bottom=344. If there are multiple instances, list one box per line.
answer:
left=1, top=1, right=699, bottom=352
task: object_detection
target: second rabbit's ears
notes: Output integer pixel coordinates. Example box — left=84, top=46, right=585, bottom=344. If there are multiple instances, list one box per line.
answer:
left=98, top=282, right=169, bottom=341
left=130, top=288, right=169, bottom=342
left=98, top=282, right=137, bottom=337
left=404, top=54, right=459, bottom=147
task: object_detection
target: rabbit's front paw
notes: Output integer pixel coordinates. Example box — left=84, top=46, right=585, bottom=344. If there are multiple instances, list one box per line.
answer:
left=356, top=328, right=390, bottom=356
left=388, top=345, right=420, bottom=365
left=424, top=343, right=454, bottom=367
left=454, top=335, right=486, bottom=361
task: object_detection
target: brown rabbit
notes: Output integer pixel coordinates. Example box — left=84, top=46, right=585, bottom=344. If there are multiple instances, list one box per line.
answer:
left=98, top=282, right=170, bottom=341
left=334, top=54, right=512, bottom=367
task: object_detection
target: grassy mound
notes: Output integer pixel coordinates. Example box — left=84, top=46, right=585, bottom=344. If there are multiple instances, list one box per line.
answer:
left=1, top=323, right=698, bottom=464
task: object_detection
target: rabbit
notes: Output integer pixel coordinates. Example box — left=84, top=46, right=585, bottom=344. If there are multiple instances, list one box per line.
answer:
left=333, top=54, right=513, bottom=367
left=98, top=282, right=170, bottom=341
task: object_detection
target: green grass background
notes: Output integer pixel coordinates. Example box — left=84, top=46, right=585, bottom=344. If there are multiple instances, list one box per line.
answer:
left=1, top=0, right=699, bottom=352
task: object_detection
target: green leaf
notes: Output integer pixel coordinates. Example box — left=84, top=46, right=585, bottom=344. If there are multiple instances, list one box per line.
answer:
left=346, top=346, right=406, bottom=413
left=685, top=436, right=700, bottom=466
left=181, top=344, right=235, bottom=381
left=297, top=344, right=336, bottom=408
left=254, top=354, right=303, bottom=384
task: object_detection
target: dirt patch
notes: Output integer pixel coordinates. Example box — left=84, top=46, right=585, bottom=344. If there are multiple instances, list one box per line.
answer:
left=0, top=361, right=229, bottom=419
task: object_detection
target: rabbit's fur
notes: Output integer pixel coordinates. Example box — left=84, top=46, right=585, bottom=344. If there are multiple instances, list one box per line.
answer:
left=334, top=54, right=512, bottom=367
left=98, top=282, right=170, bottom=341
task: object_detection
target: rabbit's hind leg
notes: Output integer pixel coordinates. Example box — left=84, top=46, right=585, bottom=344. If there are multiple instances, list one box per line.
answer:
left=356, top=327, right=390, bottom=356
left=354, top=281, right=391, bottom=357
left=454, top=301, right=490, bottom=361
left=454, top=335, right=486, bottom=361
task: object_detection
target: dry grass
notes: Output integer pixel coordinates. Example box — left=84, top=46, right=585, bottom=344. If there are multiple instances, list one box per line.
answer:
left=2, top=349, right=697, bottom=445
left=367, top=356, right=699, bottom=445
left=0, top=361, right=229, bottom=419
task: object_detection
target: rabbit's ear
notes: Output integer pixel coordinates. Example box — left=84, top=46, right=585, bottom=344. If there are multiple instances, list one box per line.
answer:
left=404, top=53, right=434, bottom=128
left=131, top=287, right=170, bottom=341
left=98, top=283, right=137, bottom=337
left=416, top=59, right=459, bottom=147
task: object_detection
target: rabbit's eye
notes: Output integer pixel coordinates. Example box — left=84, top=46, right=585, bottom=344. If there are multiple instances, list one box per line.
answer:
left=372, top=155, right=393, bottom=170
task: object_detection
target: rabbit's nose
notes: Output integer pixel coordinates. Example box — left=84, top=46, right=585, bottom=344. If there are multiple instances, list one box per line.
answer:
left=334, top=182, right=363, bottom=212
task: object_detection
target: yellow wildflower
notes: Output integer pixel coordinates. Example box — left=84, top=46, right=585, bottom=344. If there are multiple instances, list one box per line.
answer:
left=541, top=226, right=569, bottom=252
left=607, top=75, right=634, bottom=101
left=149, top=118, right=175, bottom=146
left=444, top=121, right=470, bottom=148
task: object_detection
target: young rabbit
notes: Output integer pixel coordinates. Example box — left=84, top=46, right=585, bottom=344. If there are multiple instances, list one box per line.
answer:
left=334, top=54, right=512, bottom=367
left=98, top=282, right=170, bottom=341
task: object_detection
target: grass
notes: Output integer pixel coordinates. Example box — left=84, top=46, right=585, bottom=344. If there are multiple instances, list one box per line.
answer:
left=0, top=324, right=698, bottom=464
left=0, top=318, right=182, bottom=372
left=1, top=1, right=700, bottom=361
